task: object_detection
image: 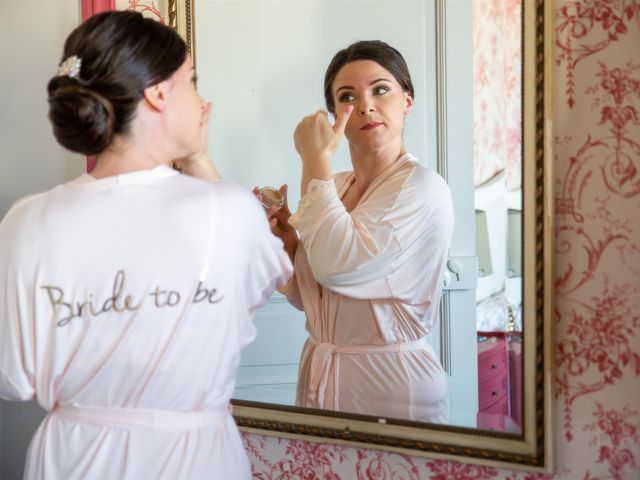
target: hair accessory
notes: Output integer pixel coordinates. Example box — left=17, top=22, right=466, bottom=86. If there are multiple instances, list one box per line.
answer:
left=56, top=55, right=82, bottom=79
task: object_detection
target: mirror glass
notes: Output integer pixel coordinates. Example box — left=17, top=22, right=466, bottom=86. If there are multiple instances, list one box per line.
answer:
left=190, top=0, right=523, bottom=434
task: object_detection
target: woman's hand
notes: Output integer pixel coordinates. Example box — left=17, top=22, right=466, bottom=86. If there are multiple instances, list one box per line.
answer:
left=253, top=184, right=298, bottom=264
left=175, top=102, right=222, bottom=182
left=293, top=106, right=353, bottom=192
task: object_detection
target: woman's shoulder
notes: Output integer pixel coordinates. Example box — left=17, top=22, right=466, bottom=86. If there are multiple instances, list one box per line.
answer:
left=3, top=192, right=47, bottom=216
left=383, top=155, right=452, bottom=215
left=401, top=156, right=450, bottom=194
left=176, top=177, right=266, bottom=224
left=393, top=156, right=454, bottom=233
left=1, top=186, right=61, bottom=228
left=174, top=175, right=256, bottom=203
left=0, top=188, right=62, bottom=260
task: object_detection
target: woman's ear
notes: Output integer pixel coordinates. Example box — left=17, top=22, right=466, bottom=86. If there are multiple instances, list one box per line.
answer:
left=142, top=81, right=169, bottom=112
left=405, top=93, right=414, bottom=115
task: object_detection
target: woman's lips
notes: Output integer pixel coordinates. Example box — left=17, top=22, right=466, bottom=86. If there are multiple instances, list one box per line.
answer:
left=360, top=122, right=383, bottom=131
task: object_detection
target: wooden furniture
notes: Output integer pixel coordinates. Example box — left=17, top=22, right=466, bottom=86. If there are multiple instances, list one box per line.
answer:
left=477, top=332, right=523, bottom=432
left=477, top=334, right=509, bottom=430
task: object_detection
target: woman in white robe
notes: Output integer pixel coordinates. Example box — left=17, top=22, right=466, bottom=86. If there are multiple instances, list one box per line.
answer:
left=0, top=11, right=291, bottom=479
left=266, top=41, right=453, bottom=423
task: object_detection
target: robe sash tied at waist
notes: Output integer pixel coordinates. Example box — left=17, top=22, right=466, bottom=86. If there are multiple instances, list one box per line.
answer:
left=307, top=336, right=429, bottom=409
left=51, top=403, right=231, bottom=431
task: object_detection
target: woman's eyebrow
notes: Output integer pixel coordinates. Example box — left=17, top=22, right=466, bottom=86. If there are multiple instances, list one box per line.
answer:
left=335, top=85, right=354, bottom=94
left=335, top=78, right=391, bottom=93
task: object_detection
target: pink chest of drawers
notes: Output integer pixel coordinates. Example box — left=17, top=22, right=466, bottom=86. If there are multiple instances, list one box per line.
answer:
left=476, top=332, right=523, bottom=432
left=478, top=336, right=510, bottom=414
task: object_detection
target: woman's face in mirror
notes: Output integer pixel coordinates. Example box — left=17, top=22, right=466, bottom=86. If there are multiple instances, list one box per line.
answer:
left=332, top=60, right=413, bottom=153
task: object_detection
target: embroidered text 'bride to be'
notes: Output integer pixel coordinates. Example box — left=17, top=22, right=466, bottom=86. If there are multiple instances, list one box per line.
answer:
left=41, top=270, right=224, bottom=327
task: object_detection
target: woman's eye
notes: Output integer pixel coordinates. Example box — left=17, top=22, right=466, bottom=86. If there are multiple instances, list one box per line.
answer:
left=191, top=75, right=198, bottom=86
left=373, top=86, right=389, bottom=95
left=338, top=93, right=355, bottom=103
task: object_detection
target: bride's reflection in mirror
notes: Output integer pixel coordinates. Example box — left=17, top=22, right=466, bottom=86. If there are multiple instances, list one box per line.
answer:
left=258, top=41, right=454, bottom=423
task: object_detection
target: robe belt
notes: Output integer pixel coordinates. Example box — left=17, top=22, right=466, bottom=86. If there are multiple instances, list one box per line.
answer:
left=51, top=403, right=231, bottom=431
left=307, top=336, right=429, bottom=410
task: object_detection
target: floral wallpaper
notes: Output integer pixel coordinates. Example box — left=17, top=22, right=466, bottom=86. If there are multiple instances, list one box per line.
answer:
left=113, top=0, right=165, bottom=21
left=473, top=0, right=523, bottom=190
left=109, top=0, right=640, bottom=478
left=120, top=0, right=165, bottom=21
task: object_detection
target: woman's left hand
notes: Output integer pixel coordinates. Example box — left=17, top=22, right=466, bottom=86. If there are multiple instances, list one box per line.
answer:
left=253, top=184, right=298, bottom=263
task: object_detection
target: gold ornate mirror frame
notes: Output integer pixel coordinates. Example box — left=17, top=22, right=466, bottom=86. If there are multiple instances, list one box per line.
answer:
left=168, top=0, right=554, bottom=471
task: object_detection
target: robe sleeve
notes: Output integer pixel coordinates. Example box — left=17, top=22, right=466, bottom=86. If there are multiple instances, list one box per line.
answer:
left=277, top=274, right=303, bottom=311
left=0, top=203, right=37, bottom=401
left=289, top=164, right=453, bottom=301
left=231, top=190, right=293, bottom=348
left=243, top=194, right=293, bottom=312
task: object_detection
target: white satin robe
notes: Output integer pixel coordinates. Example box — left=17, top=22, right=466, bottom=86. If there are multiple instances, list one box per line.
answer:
left=285, top=154, right=454, bottom=423
left=0, top=166, right=292, bottom=479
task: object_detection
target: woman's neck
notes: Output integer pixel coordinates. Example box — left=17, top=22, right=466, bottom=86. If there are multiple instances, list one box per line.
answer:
left=348, top=141, right=407, bottom=195
left=89, top=140, right=171, bottom=179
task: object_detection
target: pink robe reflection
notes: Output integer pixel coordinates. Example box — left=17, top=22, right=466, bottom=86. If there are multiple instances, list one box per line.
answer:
left=285, top=154, right=454, bottom=422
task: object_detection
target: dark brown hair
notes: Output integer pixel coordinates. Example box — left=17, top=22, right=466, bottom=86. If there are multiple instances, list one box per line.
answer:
left=47, top=10, right=187, bottom=155
left=324, top=40, right=414, bottom=115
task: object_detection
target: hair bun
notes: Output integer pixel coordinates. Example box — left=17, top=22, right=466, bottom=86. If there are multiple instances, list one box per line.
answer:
left=47, top=79, right=115, bottom=156
left=47, top=11, right=187, bottom=156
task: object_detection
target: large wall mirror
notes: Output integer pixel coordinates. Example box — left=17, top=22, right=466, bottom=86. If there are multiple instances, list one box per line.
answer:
left=162, top=0, right=554, bottom=470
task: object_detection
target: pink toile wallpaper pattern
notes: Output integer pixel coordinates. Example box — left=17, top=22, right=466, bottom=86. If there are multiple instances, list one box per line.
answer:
left=473, top=0, right=523, bottom=191
left=106, top=0, right=640, bottom=478
left=115, top=0, right=166, bottom=21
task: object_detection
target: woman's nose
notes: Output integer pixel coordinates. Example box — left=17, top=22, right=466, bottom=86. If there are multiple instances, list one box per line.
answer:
left=358, top=96, right=375, bottom=115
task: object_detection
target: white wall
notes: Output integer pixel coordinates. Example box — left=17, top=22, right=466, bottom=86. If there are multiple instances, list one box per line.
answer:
left=195, top=0, right=433, bottom=211
left=0, top=0, right=83, bottom=218
left=0, top=1, right=83, bottom=478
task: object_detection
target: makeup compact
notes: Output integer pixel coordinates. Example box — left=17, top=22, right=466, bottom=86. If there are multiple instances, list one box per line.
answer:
left=259, top=186, right=284, bottom=210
